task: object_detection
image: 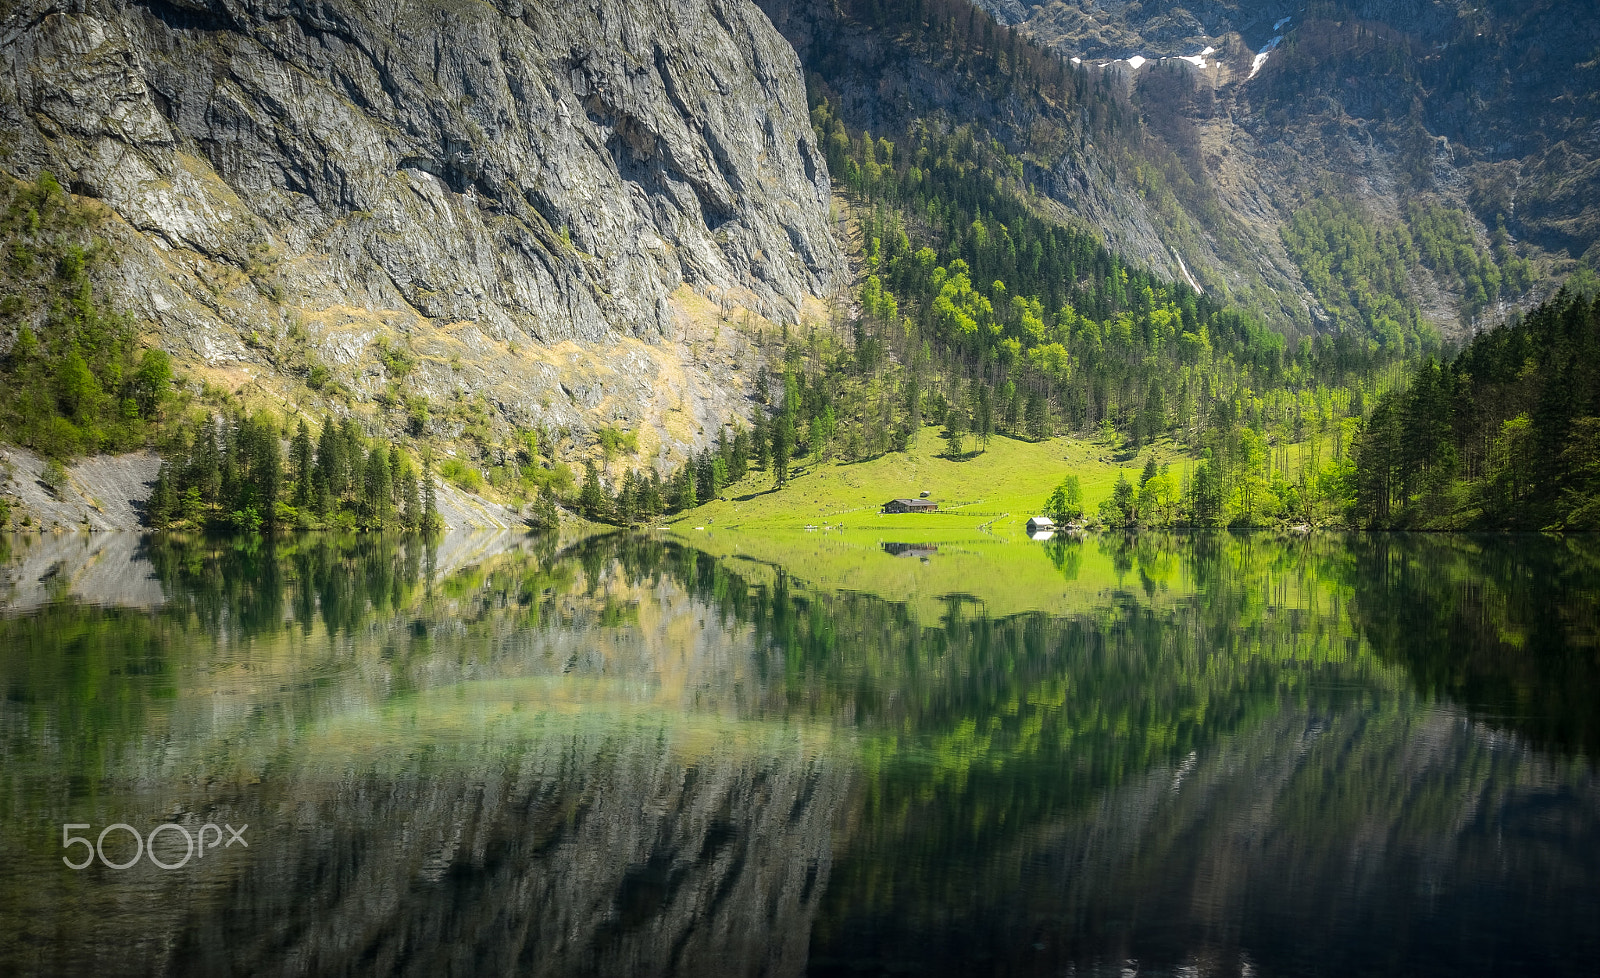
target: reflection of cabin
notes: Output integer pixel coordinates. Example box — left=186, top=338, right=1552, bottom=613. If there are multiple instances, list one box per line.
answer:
left=1026, top=516, right=1056, bottom=534
left=882, top=542, right=939, bottom=558
left=882, top=498, right=938, bottom=514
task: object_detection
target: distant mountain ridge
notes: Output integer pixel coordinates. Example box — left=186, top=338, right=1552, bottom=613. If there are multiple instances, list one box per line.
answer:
left=970, top=0, right=1600, bottom=336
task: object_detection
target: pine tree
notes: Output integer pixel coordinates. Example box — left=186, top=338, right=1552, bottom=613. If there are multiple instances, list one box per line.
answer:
left=315, top=418, right=341, bottom=507
left=364, top=445, right=393, bottom=530
left=400, top=457, right=421, bottom=531
left=529, top=486, right=560, bottom=529
left=421, top=452, right=443, bottom=534
left=579, top=462, right=606, bottom=520
left=388, top=445, right=404, bottom=511
left=772, top=417, right=792, bottom=486
left=945, top=399, right=967, bottom=457
left=644, top=470, right=664, bottom=517
left=148, top=461, right=178, bottom=528
left=291, top=418, right=314, bottom=507
left=752, top=411, right=770, bottom=469
left=676, top=464, right=698, bottom=510
left=616, top=470, right=638, bottom=527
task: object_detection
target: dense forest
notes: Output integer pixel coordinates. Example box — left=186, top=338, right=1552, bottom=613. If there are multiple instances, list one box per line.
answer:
left=1353, top=289, right=1600, bottom=530
left=0, top=173, right=175, bottom=457
left=145, top=412, right=448, bottom=534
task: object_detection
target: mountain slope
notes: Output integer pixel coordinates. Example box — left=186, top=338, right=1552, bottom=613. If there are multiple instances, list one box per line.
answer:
left=977, top=0, right=1600, bottom=337
left=0, top=0, right=843, bottom=467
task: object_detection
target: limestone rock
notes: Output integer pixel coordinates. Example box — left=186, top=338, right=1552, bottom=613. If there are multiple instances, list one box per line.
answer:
left=0, top=0, right=843, bottom=462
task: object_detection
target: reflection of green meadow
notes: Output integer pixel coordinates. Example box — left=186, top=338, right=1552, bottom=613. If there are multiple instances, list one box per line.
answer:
left=675, top=526, right=1340, bottom=623
left=3, top=532, right=1597, bottom=972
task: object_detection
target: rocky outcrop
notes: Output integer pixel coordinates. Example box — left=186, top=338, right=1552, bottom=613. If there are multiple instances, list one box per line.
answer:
left=753, top=0, right=1311, bottom=321
left=0, top=0, right=843, bottom=463
left=975, top=0, right=1600, bottom=333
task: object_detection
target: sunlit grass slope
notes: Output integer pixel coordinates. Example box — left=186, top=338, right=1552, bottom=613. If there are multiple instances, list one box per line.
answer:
left=667, top=425, right=1196, bottom=536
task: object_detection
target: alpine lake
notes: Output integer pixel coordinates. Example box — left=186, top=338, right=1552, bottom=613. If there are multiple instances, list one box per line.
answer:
left=0, top=528, right=1596, bottom=977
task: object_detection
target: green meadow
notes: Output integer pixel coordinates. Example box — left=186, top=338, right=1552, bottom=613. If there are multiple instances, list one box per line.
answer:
left=665, top=424, right=1194, bottom=536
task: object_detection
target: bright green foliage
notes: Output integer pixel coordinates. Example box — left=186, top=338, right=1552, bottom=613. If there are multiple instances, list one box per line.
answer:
left=1283, top=198, right=1534, bottom=340
left=596, top=424, right=638, bottom=459
left=1098, top=471, right=1137, bottom=526
left=1045, top=474, right=1082, bottom=522
left=1405, top=202, right=1532, bottom=317
left=0, top=174, right=171, bottom=457
left=1281, top=198, right=1427, bottom=351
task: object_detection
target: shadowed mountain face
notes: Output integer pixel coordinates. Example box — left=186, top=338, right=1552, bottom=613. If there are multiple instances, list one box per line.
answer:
left=1, top=531, right=1597, bottom=976
left=974, top=0, right=1600, bottom=334
left=0, top=0, right=843, bottom=459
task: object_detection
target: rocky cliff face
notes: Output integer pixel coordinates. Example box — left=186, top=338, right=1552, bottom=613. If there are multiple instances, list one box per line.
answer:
left=976, top=0, right=1600, bottom=335
left=0, top=0, right=843, bottom=466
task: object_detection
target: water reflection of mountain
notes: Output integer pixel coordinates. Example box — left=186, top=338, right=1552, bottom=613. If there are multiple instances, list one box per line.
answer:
left=1, top=533, right=850, bottom=977
left=1, top=531, right=1596, bottom=976
left=166, top=729, right=846, bottom=977
left=0, top=529, right=528, bottom=615
left=816, top=703, right=1600, bottom=977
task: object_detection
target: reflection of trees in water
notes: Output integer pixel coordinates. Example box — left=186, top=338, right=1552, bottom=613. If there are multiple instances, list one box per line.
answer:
left=1343, top=534, right=1600, bottom=758
left=820, top=703, right=1600, bottom=978
left=4, top=531, right=1597, bottom=976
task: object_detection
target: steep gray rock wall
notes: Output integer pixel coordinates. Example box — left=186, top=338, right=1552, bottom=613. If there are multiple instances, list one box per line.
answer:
left=976, top=0, right=1600, bottom=331
left=0, top=0, right=843, bottom=462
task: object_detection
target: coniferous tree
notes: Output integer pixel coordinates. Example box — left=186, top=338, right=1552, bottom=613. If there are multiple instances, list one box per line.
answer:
left=616, top=470, right=638, bottom=527
left=400, top=455, right=421, bottom=531
left=643, top=470, right=665, bottom=518
left=388, top=445, right=404, bottom=512
left=315, top=418, right=342, bottom=509
left=364, top=445, right=393, bottom=529
left=291, top=418, right=314, bottom=507
left=675, top=464, right=698, bottom=510
left=752, top=411, right=770, bottom=470
left=945, top=399, right=967, bottom=457
left=148, top=461, right=178, bottom=528
left=421, top=453, right=443, bottom=534
left=771, top=417, right=792, bottom=486
left=579, top=462, right=606, bottom=520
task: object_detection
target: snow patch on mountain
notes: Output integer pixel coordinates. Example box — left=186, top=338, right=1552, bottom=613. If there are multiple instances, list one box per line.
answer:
left=1250, top=35, right=1284, bottom=79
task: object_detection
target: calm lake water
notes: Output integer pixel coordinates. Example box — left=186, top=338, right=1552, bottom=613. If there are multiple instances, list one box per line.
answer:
left=0, top=529, right=1596, bottom=977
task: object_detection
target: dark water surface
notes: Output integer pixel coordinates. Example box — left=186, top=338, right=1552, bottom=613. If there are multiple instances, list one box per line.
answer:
left=1, top=530, right=1596, bottom=977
